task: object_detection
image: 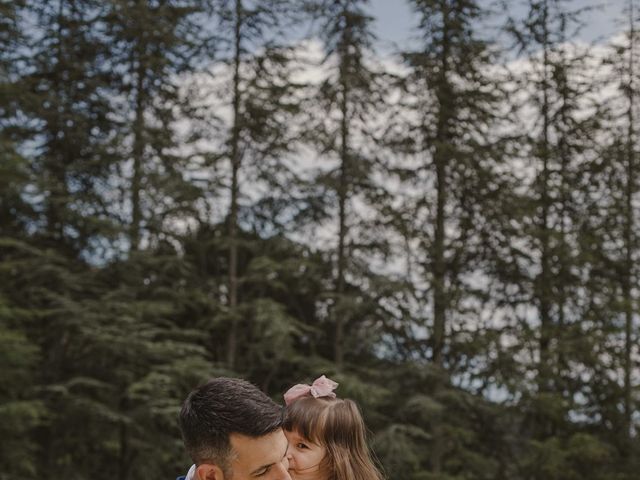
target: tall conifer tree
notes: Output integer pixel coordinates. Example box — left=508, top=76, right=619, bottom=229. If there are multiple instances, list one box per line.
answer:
left=504, top=1, right=617, bottom=478
left=15, top=0, right=119, bottom=256
left=303, top=0, right=398, bottom=368
left=592, top=1, right=640, bottom=467
left=195, top=0, right=304, bottom=369
left=5, top=3, right=119, bottom=478
left=607, top=0, right=640, bottom=447
left=391, top=1, right=513, bottom=475
left=106, top=0, right=206, bottom=252
left=0, top=5, right=46, bottom=470
left=3, top=3, right=216, bottom=480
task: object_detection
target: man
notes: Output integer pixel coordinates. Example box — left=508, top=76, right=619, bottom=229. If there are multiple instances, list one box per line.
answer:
left=178, top=377, right=291, bottom=480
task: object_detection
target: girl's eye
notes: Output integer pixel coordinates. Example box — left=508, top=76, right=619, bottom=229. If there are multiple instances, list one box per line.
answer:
left=296, top=442, right=308, bottom=449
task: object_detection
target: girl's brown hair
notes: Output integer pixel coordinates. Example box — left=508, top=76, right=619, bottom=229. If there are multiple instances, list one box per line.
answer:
left=284, top=396, right=385, bottom=480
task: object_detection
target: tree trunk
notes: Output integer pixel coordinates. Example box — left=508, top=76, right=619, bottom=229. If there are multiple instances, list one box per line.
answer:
left=537, top=0, right=554, bottom=406
left=430, top=3, right=453, bottom=474
left=623, top=0, right=636, bottom=442
left=226, top=0, right=243, bottom=369
left=556, top=43, right=570, bottom=393
left=46, top=0, right=68, bottom=244
left=118, top=413, right=130, bottom=480
left=334, top=62, right=349, bottom=369
left=130, top=47, right=146, bottom=252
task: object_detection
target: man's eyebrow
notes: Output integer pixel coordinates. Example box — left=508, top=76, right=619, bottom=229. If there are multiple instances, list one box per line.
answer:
left=249, top=440, right=289, bottom=476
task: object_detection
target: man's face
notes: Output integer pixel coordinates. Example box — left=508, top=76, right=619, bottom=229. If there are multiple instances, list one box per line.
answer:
left=228, top=428, right=291, bottom=480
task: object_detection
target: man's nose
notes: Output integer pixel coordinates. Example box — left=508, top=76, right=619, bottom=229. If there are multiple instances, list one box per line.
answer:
left=274, top=459, right=292, bottom=480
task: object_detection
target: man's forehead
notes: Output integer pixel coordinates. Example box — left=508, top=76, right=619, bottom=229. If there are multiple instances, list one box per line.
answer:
left=229, top=429, right=288, bottom=472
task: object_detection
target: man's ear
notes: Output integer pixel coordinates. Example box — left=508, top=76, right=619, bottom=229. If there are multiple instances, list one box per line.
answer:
left=195, top=463, right=226, bottom=480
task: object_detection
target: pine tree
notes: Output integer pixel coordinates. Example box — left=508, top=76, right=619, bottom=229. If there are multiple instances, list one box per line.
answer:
left=77, top=246, right=214, bottom=480
left=0, top=242, right=44, bottom=480
left=0, top=4, right=46, bottom=463
left=391, top=0, right=514, bottom=476
left=0, top=0, right=30, bottom=237
left=182, top=222, right=332, bottom=390
left=15, top=0, right=117, bottom=256
left=504, top=0, right=618, bottom=478
left=587, top=0, right=640, bottom=472
left=191, top=0, right=305, bottom=369
left=606, top=0, right=640, bottom=448
left=2, top=2, right=118, bottom=478
left=301, top=0, right=402, bottom=369
left=3, top=3, right=217, bottom=479
left=105, top=0, right=208, bottom=252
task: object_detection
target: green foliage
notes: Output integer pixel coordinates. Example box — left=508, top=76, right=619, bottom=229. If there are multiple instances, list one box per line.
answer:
left=301, top=0, right=401, bottom=368
left=0, top=323, right=44, bottom=480
left=2, top=1, right=640, bottom=480
left=373, top=423, right=431, bottom=480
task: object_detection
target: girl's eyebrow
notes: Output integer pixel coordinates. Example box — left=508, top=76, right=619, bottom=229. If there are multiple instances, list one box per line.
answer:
left=295, top=435, right=320, bottom=447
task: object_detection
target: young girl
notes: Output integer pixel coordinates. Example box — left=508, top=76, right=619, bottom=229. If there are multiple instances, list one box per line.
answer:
left=283, top=375, right=385, bottom=480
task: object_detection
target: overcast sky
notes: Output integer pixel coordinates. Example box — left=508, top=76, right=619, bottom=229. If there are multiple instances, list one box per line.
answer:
left=368, top=0, right=630, bottom=52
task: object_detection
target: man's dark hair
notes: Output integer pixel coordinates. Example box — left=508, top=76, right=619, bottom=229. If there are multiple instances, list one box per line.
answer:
left=179, top=377, right=283, bottom=468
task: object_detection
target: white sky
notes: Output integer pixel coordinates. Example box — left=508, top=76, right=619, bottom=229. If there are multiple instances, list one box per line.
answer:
left=369, top=0, right=630, bottom=51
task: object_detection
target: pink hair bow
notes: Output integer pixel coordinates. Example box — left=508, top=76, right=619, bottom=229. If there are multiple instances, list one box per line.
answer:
left=284, top=375, right=339, bottom=405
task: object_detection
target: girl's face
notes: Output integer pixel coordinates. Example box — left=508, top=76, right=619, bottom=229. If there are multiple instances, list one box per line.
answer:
left=284, top=429, right=327, bottom=480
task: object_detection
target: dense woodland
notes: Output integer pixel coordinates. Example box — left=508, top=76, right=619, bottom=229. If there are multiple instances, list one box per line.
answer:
left=1, top=0, right=640, bottom=479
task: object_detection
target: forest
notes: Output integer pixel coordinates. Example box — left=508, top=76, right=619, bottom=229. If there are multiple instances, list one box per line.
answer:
left=1, top=0, right=639, bottom=479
